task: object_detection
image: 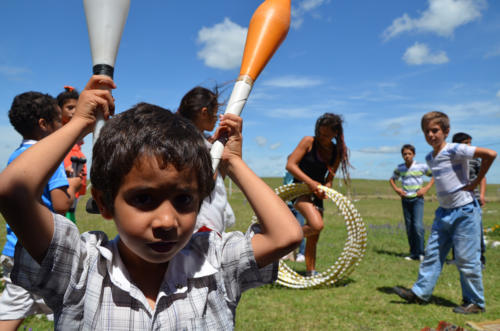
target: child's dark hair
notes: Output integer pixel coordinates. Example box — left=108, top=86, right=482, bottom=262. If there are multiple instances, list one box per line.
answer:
left=421, top=111, right=449, bottom=132
left=314, top=113, right=351, bottom=183
left=178, top=86, right=220, bottom=122
left=56, top=86, right=79, bottom=108
left=452, top=132, right=471, bottom=143
left=401, top=144, right=415, bottom=154
left=8, top=91, right=58, bottom=138
left=91, top=103, right=215, bottom=213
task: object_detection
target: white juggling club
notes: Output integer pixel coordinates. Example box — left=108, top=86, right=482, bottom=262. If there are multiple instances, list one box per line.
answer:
left=83, top=0, right=130, bottom=143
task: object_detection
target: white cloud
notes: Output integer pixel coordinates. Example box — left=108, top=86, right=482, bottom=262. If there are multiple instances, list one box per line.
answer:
left=403, top=42, right=449, bottom=65
left=197, top=18, right=247, bottom=70
left=291, top=0, right=330, bottom=29
left=269, top=142, right=281, bottom=150
left=0, top=125, right=22, bottom=171
left=382, top=0, right=486, bottom=40
left=255, top=136, right=267, bottom=146
left=266, top=107, right=323, bottom=119
left=496, top=90, right=500, bottom=99
left=358, top=146, right=400, bottom=154
left=0, top=65, right=31, bottom=80
left=262, top=75, right=323, bottom=88
left=484, top=46, right=500, bottom=59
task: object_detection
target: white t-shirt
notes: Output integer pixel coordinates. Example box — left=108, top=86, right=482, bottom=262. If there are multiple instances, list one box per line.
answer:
left=425, top=143, right=476, bottom=208
left=194, top=138, right=236, bottom=234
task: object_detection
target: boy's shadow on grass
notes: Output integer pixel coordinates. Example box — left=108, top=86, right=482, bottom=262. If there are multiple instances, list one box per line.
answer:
left=374, top=249, right=407, bottom=258
left=377, top=286, right=456, bottom=308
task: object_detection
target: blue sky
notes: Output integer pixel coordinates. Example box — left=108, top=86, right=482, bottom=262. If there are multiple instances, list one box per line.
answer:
left=1, top=0, right=499, bottom=183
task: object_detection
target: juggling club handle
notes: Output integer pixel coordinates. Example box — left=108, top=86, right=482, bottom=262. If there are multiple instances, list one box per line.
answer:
left=92, top=65, right=114, bottom=145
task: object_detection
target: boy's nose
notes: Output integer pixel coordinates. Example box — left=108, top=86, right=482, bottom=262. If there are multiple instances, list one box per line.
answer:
left=151, top=202, right=178, bottom=239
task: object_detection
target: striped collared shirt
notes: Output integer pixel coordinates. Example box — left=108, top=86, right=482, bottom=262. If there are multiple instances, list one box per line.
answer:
left=392, top=161, right=432, bottom=198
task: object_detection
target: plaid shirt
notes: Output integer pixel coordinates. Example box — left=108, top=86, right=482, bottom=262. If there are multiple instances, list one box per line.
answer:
left=12, top=214, right=277, bottom=330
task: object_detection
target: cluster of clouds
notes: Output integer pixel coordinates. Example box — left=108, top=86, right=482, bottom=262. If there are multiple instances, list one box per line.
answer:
left=255, top=136, right=281, bottom=150
left=383, top=0, right=487, bottom=66
left=196, top=0, right=330, bottom=70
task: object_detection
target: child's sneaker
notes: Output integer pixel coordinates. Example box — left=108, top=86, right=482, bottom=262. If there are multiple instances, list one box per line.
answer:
left=306, top=270, right=319, bottom=277
left=295, top=253, right=305, bottom=262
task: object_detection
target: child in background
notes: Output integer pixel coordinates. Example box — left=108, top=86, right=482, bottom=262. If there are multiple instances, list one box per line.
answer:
left=389, top=144, right=434, bottom=261
left=452, top=132, right=487, bottom=268
left=286, top=113, right=351, bottom=276
left=394, top=111, right=496, bottom=315
left=57, top=86, right=87, bottom=223
left=0, top=76, right=302, bottom=329
left=0, top=91, right=81, bottom=330
left=177, top=86, right=235, bottom=234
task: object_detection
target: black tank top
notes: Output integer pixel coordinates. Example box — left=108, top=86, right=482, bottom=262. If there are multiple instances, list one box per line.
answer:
left=294, top=138, right=336, bottom=184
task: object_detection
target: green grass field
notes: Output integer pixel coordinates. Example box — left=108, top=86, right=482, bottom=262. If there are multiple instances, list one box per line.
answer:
left=1, top=178, right=499, bottom=330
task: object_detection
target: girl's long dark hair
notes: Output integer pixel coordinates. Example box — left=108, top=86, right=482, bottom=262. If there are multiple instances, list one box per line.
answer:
left=314, top=113, right=352, bottom=184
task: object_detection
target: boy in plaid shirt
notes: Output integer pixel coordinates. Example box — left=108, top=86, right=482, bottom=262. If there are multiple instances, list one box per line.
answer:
left=0, top=75, right=302, bottom=330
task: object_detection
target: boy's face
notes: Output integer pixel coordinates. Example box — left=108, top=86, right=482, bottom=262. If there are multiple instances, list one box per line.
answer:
left=423, top=120, right=448, bottom=151
left=107, top=155, right=200, bottom=267
left=61, top=99, right=77, bottom=125
left=401, top=148, right=415, bottom=164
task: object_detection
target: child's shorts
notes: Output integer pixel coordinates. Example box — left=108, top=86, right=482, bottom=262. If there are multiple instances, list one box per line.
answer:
left=0, top=255, right=53, bottom=320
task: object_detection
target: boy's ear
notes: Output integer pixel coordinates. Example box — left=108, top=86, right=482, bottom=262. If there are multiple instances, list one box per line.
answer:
left=38, top=118, right=48, bottom=131
left=91, top=187, right=113, bottom=220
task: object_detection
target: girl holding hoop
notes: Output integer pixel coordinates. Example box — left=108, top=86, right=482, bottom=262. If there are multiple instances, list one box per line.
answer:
left=286, top=113, right=350, bottom=276
left=177, top=86, right=236, bottom=234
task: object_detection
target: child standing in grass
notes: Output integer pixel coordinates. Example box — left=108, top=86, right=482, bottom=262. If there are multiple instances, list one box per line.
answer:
left=57, top=86, right=87, bottom=223
left=389, top=144, right=434, bottom=261
left=0, top=75, right=302, bottom=329
left=394, top=111, right=496, bottom=315
left=452, top=132, right=487, bottom=268
left=177, top=86, right=235, bottom=234
left=0, top=91, right=81, bottom=330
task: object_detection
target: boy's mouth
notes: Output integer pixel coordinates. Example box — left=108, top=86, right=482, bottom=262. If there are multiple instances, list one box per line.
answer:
left=147, top=241, right=177, bottom=253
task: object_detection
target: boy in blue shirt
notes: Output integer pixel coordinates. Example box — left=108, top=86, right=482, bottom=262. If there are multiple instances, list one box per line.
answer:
left=394, top=111, right=496, bottom=314
left=0, top=75, right=302, bottom=329
left=0, top=92, right=81, bottom=330
left=390, top=144, right=434, bottom=261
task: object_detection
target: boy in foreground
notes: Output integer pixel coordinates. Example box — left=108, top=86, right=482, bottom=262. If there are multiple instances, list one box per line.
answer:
left=0, top=76, right=302, bottom=329
left=389, top=144, right=434, bottom=262
left=393, top=111, right=496, bottom=314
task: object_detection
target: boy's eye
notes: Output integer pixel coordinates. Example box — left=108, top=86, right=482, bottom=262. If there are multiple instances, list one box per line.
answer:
left=131, top=193, right=154, bottom=208
left=173, top=194, right=196, bottom=212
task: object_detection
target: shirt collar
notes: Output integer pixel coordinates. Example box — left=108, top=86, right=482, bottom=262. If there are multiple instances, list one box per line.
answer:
left=97, top=234, right=219, bottom=297
left=21, top=139, right=38, bottom=146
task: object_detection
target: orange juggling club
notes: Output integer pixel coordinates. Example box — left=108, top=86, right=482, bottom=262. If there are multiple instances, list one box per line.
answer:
left=210, top=0, right=291, bottom=171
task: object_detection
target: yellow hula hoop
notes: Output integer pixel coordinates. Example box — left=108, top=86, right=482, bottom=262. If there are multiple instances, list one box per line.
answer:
left=267, top=183, right=367, bottom=289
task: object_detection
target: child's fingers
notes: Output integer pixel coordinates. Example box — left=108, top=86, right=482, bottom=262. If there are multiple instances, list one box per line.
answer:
left=84, top=75, right=116, bottom=91
left=218, top=116, right=243, bottom=138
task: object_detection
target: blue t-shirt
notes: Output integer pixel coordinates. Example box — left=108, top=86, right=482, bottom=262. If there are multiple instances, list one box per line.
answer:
left=2, top=140, right=69, bottom=257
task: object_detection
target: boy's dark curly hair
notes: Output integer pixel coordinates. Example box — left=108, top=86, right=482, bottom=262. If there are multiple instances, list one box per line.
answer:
left=91, top=103, right=215, bottom=214
left=8, top=92, right=58, bottom=138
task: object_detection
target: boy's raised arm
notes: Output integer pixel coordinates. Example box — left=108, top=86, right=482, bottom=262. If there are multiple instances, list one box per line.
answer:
left=217, top=114, right=303, bottom=268
left=0, top=76, right=115, bottom=263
